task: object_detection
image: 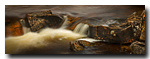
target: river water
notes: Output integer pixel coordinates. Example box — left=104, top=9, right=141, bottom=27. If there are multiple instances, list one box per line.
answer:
left=5, top=5, right=144, bottom=18
left=5, top=5, right=145, bottom=54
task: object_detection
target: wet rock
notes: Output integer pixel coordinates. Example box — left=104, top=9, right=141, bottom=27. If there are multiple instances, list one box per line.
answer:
left=140, top=26, right=145, bottom=41
left=126, top=10, right=144, bottom=22
left=5, top=19, right=10, bottom=25
left=130, top=41, right=145, bottom=54
left=5, top=20, right=24, bottom=37
left=121, top=46, right=131, bottom=52
left=69, top=41, right=84, bottom=51
left=70, top=18, right=142, bottom=44
left=78, top=40, right=94, bottom=47
left=69, top=40, right=96, bottom=51
left=87, top=11, right=145, bottom=44
left=140, top=12, right=145, bottom=41
left=88, top=22, right=139, bottom=43
left=65, top=15, right=82, bottom=30
left=25, top=10, right=64, bottom=32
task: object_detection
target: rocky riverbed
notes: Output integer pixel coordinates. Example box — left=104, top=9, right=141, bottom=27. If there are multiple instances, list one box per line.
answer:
left=5, top=5, right=145, bottom=54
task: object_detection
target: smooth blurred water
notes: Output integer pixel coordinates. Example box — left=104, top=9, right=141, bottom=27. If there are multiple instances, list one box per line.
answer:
left=5, top=5, right=144, bottom=54
left=5, top=5, right=144, bottom=19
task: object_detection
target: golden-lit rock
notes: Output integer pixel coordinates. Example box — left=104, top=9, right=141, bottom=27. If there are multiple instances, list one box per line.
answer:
left=69, top=41, right=84, bottom=51
left=5, top=21, right=23, bottom=37
left=69, top=39, right=100, bottom=51
left=121, top=46, right=131, bottom=52
left=65, top=15, right=81, bottom=30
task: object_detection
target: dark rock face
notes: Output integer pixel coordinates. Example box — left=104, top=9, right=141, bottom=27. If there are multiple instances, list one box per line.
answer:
left=25, top=10, right=64, bottom=32
left=130, top=41, right=145, bottom=54
left=88, top=21, right=142, bottom=43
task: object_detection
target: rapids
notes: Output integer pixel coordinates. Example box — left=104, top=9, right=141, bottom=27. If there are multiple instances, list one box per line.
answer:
left=5, top=5, right=144, bottom=54
left=5, top=28, right=86, bottom=54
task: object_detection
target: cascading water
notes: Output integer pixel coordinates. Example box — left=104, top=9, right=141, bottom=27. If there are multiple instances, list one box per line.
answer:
left=73, top=23, right=102, bottom=43
left=5, top=28, right=86, bottom=54
left=59, top=15, right=68, bottom=29
left=5, top=15, right=87, bottom=54
left=20, top=19, right=31, bottom=34
left=78, top=24, right=89, bottom=35
left=73, top=23, right=84, bottom=33
left=73, top=23, right=89, bottom=35
left=5, top=15, right=100, bottom=54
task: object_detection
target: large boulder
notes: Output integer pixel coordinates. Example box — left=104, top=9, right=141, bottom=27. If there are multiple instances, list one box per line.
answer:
left=88, top=20, right=142, bottom=43
left=87, top=10, right=145, bottom=44
left=25, top=10, right=64, bottom=32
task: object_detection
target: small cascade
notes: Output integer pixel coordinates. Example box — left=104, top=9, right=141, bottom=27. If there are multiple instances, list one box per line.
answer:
left=73, top=23, right=104, bottom=43
left=20, top=19, right=31, bottom=34
left=78, top=24, right=89, bottom=35
left=60, top=15, right=68, bottom=29
left=73, top=23, right=89, bottom=35
left=73, top=23, right=84, bottom=33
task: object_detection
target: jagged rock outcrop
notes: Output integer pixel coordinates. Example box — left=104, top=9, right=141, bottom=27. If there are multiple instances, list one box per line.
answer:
left=25, top=10, right=64, bottom=32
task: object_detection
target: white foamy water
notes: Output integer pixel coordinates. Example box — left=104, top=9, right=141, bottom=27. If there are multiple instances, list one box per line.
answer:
left=5, top=15, right=101, bottom=54
left=20, top=19, right=31, bottom=34
left=79, top=24, right=89, bottom=35
left=73, top=23, right=84, bottom=33
left=59, top=15, right=68, bottom=29
left=78, top=38, right=102, bottom=43
left=5, top=28, right=86, bottom=54
left=73, top=23, right=89, bottom=35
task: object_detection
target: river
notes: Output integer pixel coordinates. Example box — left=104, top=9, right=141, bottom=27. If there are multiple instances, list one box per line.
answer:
left=5, top=5, right=145, bottom=54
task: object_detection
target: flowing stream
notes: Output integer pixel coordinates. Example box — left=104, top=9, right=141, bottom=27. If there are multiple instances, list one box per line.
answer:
left=5, top=5, right=144, bottom=54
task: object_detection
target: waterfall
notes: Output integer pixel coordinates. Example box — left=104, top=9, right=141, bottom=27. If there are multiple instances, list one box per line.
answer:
left=73, top=23, right=89, bottom=35
left=6, top=18, right=87, bottom=54
left=73, top=23, right=104, bottom=43
left=60, top=15, right=68, bottom=29
left=6, top=16, right=100, bottom=54
left=20, top=19, right=31, bottom=34
left=5, top=28, right=86, bottom=54
left=79, top=24, right=89, bottom=35
left=73, top=23, right=84, bottom=33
